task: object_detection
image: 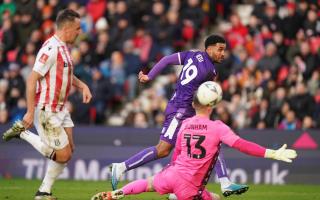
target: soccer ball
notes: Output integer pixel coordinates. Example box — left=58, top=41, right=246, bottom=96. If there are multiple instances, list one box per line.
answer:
left=196, top=81, right=223, bottom=107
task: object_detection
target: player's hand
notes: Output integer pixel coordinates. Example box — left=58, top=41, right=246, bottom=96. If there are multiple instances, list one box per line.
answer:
left=138, top=71, right=150, bottom=83
left=265, top=144, right=297, bottom=163
left=82, top=85, right=92, bottom=104
left=22, top=112, right=34, bottom=129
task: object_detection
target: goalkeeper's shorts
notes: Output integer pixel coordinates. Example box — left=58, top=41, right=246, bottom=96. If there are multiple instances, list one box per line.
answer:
left=153, top=165, right=213, bottom=200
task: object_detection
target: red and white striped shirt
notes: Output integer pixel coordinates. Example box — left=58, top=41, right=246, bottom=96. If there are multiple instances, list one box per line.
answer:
left=33, top=35, right=73, bottom=112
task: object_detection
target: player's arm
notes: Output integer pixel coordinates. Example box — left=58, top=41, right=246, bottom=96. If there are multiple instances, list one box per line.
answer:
left=23, top=46, right=55, bottom=129
left=23, top=71, right=43, bottom=129
left=232, top=139, right=297, bottom=163
left=72, top=75, right=92, bottom=103
left=217, top=120, right=297, bottom=163
left=139, top=53, right=183, bottom=83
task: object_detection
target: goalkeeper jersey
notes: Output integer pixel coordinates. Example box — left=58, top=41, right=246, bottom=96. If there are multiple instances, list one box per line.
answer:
left=172, top=115, right=240, bottom=187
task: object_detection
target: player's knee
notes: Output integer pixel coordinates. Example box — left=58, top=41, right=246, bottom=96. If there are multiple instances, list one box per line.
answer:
left=56, top=152, right=72, bottom=163
left=55, top=147, right=72, bottom=163
left=156, top=147, right=171, bottom=158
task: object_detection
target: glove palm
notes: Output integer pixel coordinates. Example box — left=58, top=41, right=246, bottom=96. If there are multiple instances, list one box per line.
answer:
left=265, top=144, right=297, bottom=163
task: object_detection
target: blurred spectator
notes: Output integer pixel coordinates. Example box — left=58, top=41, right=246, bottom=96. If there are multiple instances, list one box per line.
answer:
left=278, top=110, right=301, bottom=130
left=257, top=42, right=282, bottom=78
left=72, top=48, right=92, bottom=84
left=14, top=0, right=35, bottom=19
left=0, top=0, right=318, bottom=129
left=48, top=0, right=63, bottom=20
left=0, top=109, right=8, bottom=124
left=307, top=71, right=319, bottom=96
left=302, top=115, right=315, bottom=130
left=16, top=12, right=37, bottom=48
left=225, top=13, right=248, bottom=50
left=314, top=89, right=320, bottom=127
left=86, top=0, right=106, bottom=23
left=78, top=39, right=94, bottom=66
left=20, top=54, right=35, bottom=81
left=92, top=30, right=114, bottom=65
left=251, top=98, right=274, bottom=128
left=78, top=5, right=93, bottom=34
left=123, top=40, right=141, bottom=100
left=289, top=82, right=316, bottom=121
left=132, top=27, right=153, bottom=64
left=303, top=9, right=320, bottom=37
left=109, top=51, right=126, bottom=98
left=109, top=16, right=134, bottom=51
left=6, top=63, right=25, bottom=109
left=10, top=98, right=27, bottom=122
left=0, top=17, right=16, bottom=60
left=29, top=29, right=43, bottom=52
left=272, top=32, right=288, bottom=64
left=297, top=41, right=317, bottom=80
left=68, top=87, right=91, bottom=124
left=261, top=1, right=282, bottom=32
left=180, top=0, right=205, bottom=43
left=91, top=68, right=113, bottom=124
left=132, top=111, right=148, bottom=128
left=282, top=2, right=304, bottom=41
left=0, top=0, right=16, bottom=22
left=214, top=104, right=233, bottom=128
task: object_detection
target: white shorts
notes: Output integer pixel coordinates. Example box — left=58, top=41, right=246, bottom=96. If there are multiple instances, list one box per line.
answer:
left=34, top=108, right=74, bottom=150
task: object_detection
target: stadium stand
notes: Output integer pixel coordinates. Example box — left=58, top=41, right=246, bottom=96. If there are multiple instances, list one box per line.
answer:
left=0, top=0, right=319, bottom=129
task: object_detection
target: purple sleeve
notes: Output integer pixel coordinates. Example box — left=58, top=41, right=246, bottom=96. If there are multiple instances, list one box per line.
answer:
left=147, top=53, right=181, bottom=80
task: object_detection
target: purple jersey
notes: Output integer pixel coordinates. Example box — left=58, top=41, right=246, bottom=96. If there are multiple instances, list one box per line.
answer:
left=167, top=50, right=217, bottom=115
left=147, top=50, right=217, bottom=145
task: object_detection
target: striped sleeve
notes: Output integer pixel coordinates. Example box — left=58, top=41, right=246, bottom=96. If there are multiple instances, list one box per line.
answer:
left=33, top=43, right=56, bottom=76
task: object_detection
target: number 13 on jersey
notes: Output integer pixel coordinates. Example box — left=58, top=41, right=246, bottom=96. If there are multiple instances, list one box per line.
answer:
left=184, top=133, right=206, bottom=159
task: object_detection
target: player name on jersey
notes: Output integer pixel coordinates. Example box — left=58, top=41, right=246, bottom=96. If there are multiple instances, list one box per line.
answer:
left=185, top=124, right=208, bottom=130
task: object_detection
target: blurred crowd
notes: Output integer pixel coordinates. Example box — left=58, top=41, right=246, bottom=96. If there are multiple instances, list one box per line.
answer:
left=0, top=0, right=319, bottom=130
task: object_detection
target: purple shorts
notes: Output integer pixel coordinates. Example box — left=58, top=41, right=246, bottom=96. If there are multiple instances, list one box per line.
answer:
left=160, top=105, right=194, bottom=146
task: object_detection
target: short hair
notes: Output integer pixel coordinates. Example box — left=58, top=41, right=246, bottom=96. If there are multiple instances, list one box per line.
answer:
left=56, top=9, right=80, bottom=29
left=192, top=90, right=206, bottom=109
left=204, top=34, right=226, bottom=49
left=193, top=91, right=201, bottom=106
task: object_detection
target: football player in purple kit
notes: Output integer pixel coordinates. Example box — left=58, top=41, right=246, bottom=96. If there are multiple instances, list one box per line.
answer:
left=110, top=34, right=248, bottom=197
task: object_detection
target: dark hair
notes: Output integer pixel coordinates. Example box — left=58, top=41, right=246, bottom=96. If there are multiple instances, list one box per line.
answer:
left=204, top=34, right=226, bottom=49
left=56, top=9, right=80, bottom=29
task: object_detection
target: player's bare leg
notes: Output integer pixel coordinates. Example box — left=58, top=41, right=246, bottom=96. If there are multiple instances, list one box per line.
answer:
left=35, top=127, right=73, bottom=200
left=110, top=140, right=173, bottom=190
left=35, top=144, right=72, bottom=200
left=3, top=123, right=73, bottom=200
left=93, top=177, right=154, bottom=200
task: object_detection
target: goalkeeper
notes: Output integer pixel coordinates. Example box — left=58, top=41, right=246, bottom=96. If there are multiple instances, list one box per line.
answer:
left=92, top=89, right=297, bottom=200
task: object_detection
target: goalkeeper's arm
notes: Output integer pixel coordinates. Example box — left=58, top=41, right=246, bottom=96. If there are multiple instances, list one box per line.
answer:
left=231, top=138, right=297, bottom=163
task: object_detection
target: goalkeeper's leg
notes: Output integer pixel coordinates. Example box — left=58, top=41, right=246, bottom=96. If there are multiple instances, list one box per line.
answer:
left=92, top=179, right=151, bottom=200
left=110, top=140, right=174, bottom=190
left=110, top=112, right=182, bottom=190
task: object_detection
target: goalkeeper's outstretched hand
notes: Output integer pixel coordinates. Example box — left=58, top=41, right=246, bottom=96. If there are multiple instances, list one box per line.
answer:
left=265, top=144, right=297, bottom=163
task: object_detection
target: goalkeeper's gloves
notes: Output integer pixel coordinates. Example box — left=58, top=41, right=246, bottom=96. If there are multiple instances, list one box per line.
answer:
left=264, top=144, right=297, bottom=163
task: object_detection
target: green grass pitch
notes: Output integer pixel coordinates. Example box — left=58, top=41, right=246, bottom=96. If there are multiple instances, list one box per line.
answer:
left=0, top=179, right=319, bottom=200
